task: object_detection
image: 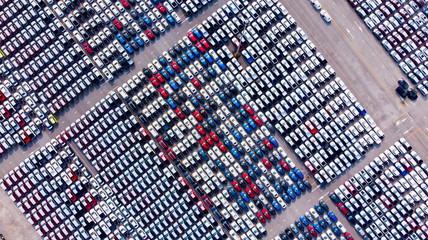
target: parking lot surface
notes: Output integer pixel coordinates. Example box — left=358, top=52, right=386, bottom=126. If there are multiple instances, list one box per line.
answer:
left=0, top=0, right=428, bottom=239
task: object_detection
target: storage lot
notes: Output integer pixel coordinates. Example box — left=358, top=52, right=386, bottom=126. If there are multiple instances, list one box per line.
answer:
left=1, top=0, right=428, bottom=240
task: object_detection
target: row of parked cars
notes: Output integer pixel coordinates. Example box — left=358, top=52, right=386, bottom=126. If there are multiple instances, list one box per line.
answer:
left=0, top=0, right=110, bottom=156
left=273, top=200, right=356, bottom=240
left=330, top=139, right=428, bottom=240
left=348, top=0, right=428, bottom=97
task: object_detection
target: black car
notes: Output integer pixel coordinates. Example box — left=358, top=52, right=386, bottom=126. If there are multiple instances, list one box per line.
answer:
left=130, top=42, right=139, bottom=51
left=398, top=79, right=409, bottom=89
left=137, top=20, right=147, bottom=30
left=407, top=89, right=418, bottom=100
left=396, top=86, right=406, bottom=98
left=279, top=233, right=288, bottom=240
left=295, top=221, right=304, bottom=231
left=285, top=228, right=294, bottom=239
left=319, top=200, right=329, bottom=211
left=142, top=67, right=152, bottom=77
left=329, top=193, right=339, bottom=204
left=151, top=27, right=160, bottom=36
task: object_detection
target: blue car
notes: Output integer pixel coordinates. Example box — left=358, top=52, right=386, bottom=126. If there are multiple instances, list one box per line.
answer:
left=300, top=216, right=309, bottom=226
left=240, top=109, right=249, bottom=119
left=252, top=165, right=261, bottom=176
left=272, top=201, right=281, bottom=212
left=165, top=14, right=175, bottom=25
left=327, top=211, right=338, bottom=222
left=198, top=148, right=208, bottom=160
left=218, top=92, right=227, bottom=102
left=254, top=148, right=263, bottom=158
left=313, top=223, right=322, bottom=233
left=228, top=186, right=239, bottom=199
left=231, top=98, right=240, bottom=108
left=142, top=16, right=152, bottom=26
left=318, top=219, right=327, bottom=229
left=165, top=66, right=175, bottom=76
left=282, top=193, right=291, bottom=203
left=177, top=58, right=186, bottom=68
left=274, top=183, right=283, bottom=194
left=269, top=136, right=278, bottom=147
left=247, top=170, right=257, bottom=180
left=207, top=67, right=216, bottom=77
left=178, top=73, right=188, bottom=82
left=240, top=192, right=250, bottom=202
left=216, top=160, right=225, bottom=170
left=167, top=99, right=176, bottom=108
left=289, top=171, right=298, bottom=181
left=192, top=28, right=202, bottom=38
left=232, top=131, right=242, bottom=142
left=158, top=56, right=167, bottom=66
left=331, top=226, right=341, bottom=236
left=217, top=60, right=226, bottom=70
left=223, top=139, right=232, bottom=149
left=221, top=170, right=231, bottom=181
left=168, top=80, right=179, bottom=91
left=199, top=57, right=208, bottom=67
left=190, top=47, right=199, bottom=57
left=248, top=119, right=257, bottom=128
left=314, top=204, right=324, bottom=215
left=249, top=152, right=258, bottom=162
left=244, top=54, right=254, bottom=63
left=294, top=168, right=304, bottom=179
left=206, top=118, right=216, bottom=128
left=181, top=54, right=190, bottom=64
left=117, top=34, right=126, bottom=44
left=237, top=199, right=249, bottom=212
left=204, top=53, right=213, bottom=64
left=231, top=148, right=240, bottom=159
left=124, top=44, right=134, bottom=54
left=275, top=165, right=285, bottom=175
left=394, top=162, right=407, bottom=176
left=134, top=36, right=144, bottom=47
left=291, top=185, right=301, bottom=196
left=287, top=189, right=296, bottom=199
left=296, top=181, right=306, bottom=192
left=160, top=70, right=170, bottom=80
left=242, top=123, right=252, bottom=134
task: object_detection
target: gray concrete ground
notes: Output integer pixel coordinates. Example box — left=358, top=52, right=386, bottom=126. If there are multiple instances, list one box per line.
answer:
left=1, top=0, right=428, bottom=239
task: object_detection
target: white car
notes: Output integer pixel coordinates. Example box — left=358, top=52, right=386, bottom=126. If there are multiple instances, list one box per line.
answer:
left=311, top=0, right=322, bottom=10
left=320, top=10, right=331, bottom=23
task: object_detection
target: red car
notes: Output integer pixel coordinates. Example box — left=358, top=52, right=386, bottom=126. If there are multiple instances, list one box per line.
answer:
left=146, top=30, right=155, bottom=40
left=192, top=78, right=201, bottom=89
left=113, top=19, right=123, bottom=30
left=250, top=184, right=260, bottom=194
left=200, top=139, right=209, bottom=150
left=66, top=168, right=77, bottom=181
left=246, top=188, right=255, bottom=198
left=262, top=158, right=272, bottom=168
left=155, top=73, right=165, bottom=83
left=83, top=43, right=93, bottom=55
left=171, top=62, right=180, bottom=72
left=193, top=111, right=203, bottom=121
left=344, top=181, right=357, bottom=195
left=150, top=77, right=160, bottom=87
left=155, top=152, right=167, bottom=163
left=196, top=125, right=206, bottom=135
left=14, top=114, right=25, bottom=127
left=178, top=176, right=187, bottom=187
left=0, top=91, right=5, bottom=101
left=264, top=139, right=273, bottom=150
left=406, top=216, right=419, bottom=231
left=218, top=142, right=227, bottom=152
left=166, top=149, right=176, bottom=160
left=399, top=158, right=412, bottom=171
left=304, top=161, right=316, bottom=174
left=0, top=107, right=9, bottom=119
left=200, top=39, right=210, bottom=49
left=187, top=189, right=197, bottom=199
left=244, top=105, right=254, bottom=115
left=338, top=203, right=348, bottom=214
left=242, top=173, right=251, bottom=183
left=253, top=115, right=262, bottom=126
left=202, top=196, right=213, bottom=207
left=157, top=4, right=166, bottom=14
left=122, top=0, right=130, bottom=9
left=262, top=209, right=271, bottom=219
left=304, top=120, right=317, bottom=134
left=344, top=232, right=354, bottom=240
left=157, top=137, right=167, bottom=149
left=380, top=194, right=393, bottom=209
left=257, top=212, right=266, bottom=223
left=347, top=0, right=358, bottom=7
left=139, top=127, right=150, bottom=138
left=159, top=88, right=168, bottom=98
left=205, top=136, right=214, bottom=146
left=188, top=32, right=197, bottom=43
left=195, top=43, right=205, bottom=53
left=209, top=132, right=219, bottom=142
left=232, top=181, right=241, bottom=191
left=65, top=188, right=76, bottom=202
left=19, top=130, right=30, bottom=143
left=176, top=108, right=185, bottom=119
left=308, top=226, right=317, bottom=237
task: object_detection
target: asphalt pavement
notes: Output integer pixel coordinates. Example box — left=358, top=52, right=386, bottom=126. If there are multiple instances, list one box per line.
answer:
left=1, top=0, right=428, bottom=239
